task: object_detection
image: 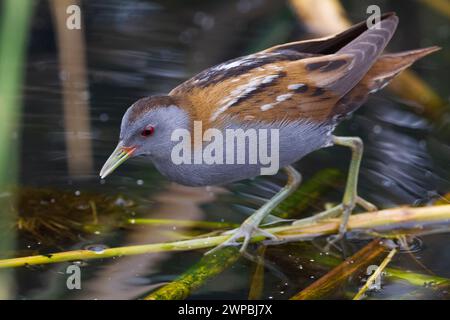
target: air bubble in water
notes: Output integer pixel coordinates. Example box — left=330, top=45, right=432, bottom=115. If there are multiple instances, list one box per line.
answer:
left=373, top=125, right=382, bottom=134
left=84, top=244, right=108, bottom=254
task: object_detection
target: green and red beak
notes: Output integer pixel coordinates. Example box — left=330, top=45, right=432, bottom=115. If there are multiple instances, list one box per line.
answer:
left=99, top=143, right=136, bottom=179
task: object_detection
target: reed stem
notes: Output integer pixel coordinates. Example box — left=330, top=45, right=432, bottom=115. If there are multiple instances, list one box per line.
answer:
left=0, top=205, right=449, bottom=269
left=0, top=0, right=34, bottom=299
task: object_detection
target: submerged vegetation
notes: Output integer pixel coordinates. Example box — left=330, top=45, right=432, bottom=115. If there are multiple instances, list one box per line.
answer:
left=11, top=187, right=136, bottom=247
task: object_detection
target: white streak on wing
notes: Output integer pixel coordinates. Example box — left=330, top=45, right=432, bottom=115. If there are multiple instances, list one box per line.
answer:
left=288, top=83, right=305, bottom=90
left=215, top=59, right=246, bottom=70
left=260, top=103, right=275, bottom=111
left=261, top=94, right=293, bottom=111
left=369, top=77, right=392, bottom=93
left=211, top=52, right=280, bottom=72
left=198, top=51, right=283, bottom=83
left=210, top=105, right=230, bottom=121
left=262, top=74, right=279, bottom=84
left=276, top=93, right=293, bottom=102
left=210, top=73, right=279, bottom=121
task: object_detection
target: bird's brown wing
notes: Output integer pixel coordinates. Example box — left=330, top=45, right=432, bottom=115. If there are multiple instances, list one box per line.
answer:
left=170, top=53, right=352, bottom=127
left=170, top=13, right=399, bottom=129
left=207, top=54, right=358, bottom=125
left=169, top=50, right=316, bottom=126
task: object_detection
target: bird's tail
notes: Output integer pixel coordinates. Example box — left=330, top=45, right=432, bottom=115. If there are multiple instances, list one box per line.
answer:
left=361, top=46, right=440, bottom=93
left=330, top=46, right=440, bottom=119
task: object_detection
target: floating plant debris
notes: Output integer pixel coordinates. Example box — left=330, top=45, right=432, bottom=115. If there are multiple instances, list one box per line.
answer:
left=10, top=187, right=137, bottom=247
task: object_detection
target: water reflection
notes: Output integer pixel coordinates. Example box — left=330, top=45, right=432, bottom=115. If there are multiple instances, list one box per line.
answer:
left=353, top=99, right=440, bottom=206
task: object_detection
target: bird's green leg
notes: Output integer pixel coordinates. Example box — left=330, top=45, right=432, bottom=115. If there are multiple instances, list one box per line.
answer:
left=293, top=136, right=377, bottom=237
left=335, top=136, right=364, bottom=235
left=206, top=166, right=301, bottom=255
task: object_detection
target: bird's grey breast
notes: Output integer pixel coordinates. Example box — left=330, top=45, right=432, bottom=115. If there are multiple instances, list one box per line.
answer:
left=150, top=119, right=333, bottom=186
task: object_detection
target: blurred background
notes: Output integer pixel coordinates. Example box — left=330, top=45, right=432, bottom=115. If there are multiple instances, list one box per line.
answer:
left=0, top=0, right=449, bottom=299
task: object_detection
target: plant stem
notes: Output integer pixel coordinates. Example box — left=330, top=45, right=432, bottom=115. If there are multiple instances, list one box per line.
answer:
left=248, top=245, right=267, bottom=300
left=126, top=218, right=238, bottom=230
left=353, top=247, right=397, bottom=300
left=386, top=268, right=450, bottom=288
left=273, top=204, right=450, bottom=238
left=0, top=0, right=34, bottom=299
left=144, top=246, right=240, bottom=300
left=290, top=239, right=386, bottom=300
left=49, top=0, right=93, bottom=176
left=419, top=0, right=450, bottom=19
left=0, top=205, right=449, bottom=269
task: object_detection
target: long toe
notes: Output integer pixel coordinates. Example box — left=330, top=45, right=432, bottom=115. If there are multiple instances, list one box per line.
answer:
left=205, top=223, right=277, bottom=255
left=204, top=233, right=243, bottom=255
left=356, top=196, right=378, bottom=212
left=205, top=227, right=251, bottom=255
left=325, top=233, right=346, bottom=252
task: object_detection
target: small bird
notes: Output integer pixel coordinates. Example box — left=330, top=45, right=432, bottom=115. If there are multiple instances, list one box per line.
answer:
left=100, top=12, right=439, bottom=252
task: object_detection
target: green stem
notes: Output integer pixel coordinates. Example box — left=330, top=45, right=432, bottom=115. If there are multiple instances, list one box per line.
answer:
left=386, top=268, right=450, bottom=288
left=248, top=245, right=267, bottom=300
left=126, top=218, right=238, bottom=230
left=0, top=205, right=449, bottom=269
left=144, top=247, right=240, bottom=300
left=0, top=0, right=34, bottom=299
left=353, top=247, right=397, bottom=300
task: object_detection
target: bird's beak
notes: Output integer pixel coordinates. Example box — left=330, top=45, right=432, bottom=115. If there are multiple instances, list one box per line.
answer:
left=99, top=143, right=136, bottom=179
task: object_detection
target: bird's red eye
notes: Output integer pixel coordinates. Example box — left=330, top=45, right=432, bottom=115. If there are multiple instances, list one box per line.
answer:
left=141, top=126, right=155, bottom=137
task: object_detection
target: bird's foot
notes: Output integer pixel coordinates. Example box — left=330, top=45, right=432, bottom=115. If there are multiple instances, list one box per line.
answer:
left=205, top=220, right=278, bottom=255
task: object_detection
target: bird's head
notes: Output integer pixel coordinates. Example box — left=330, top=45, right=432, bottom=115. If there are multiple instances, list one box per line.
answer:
left=99, top=96, right=189, bottom=179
